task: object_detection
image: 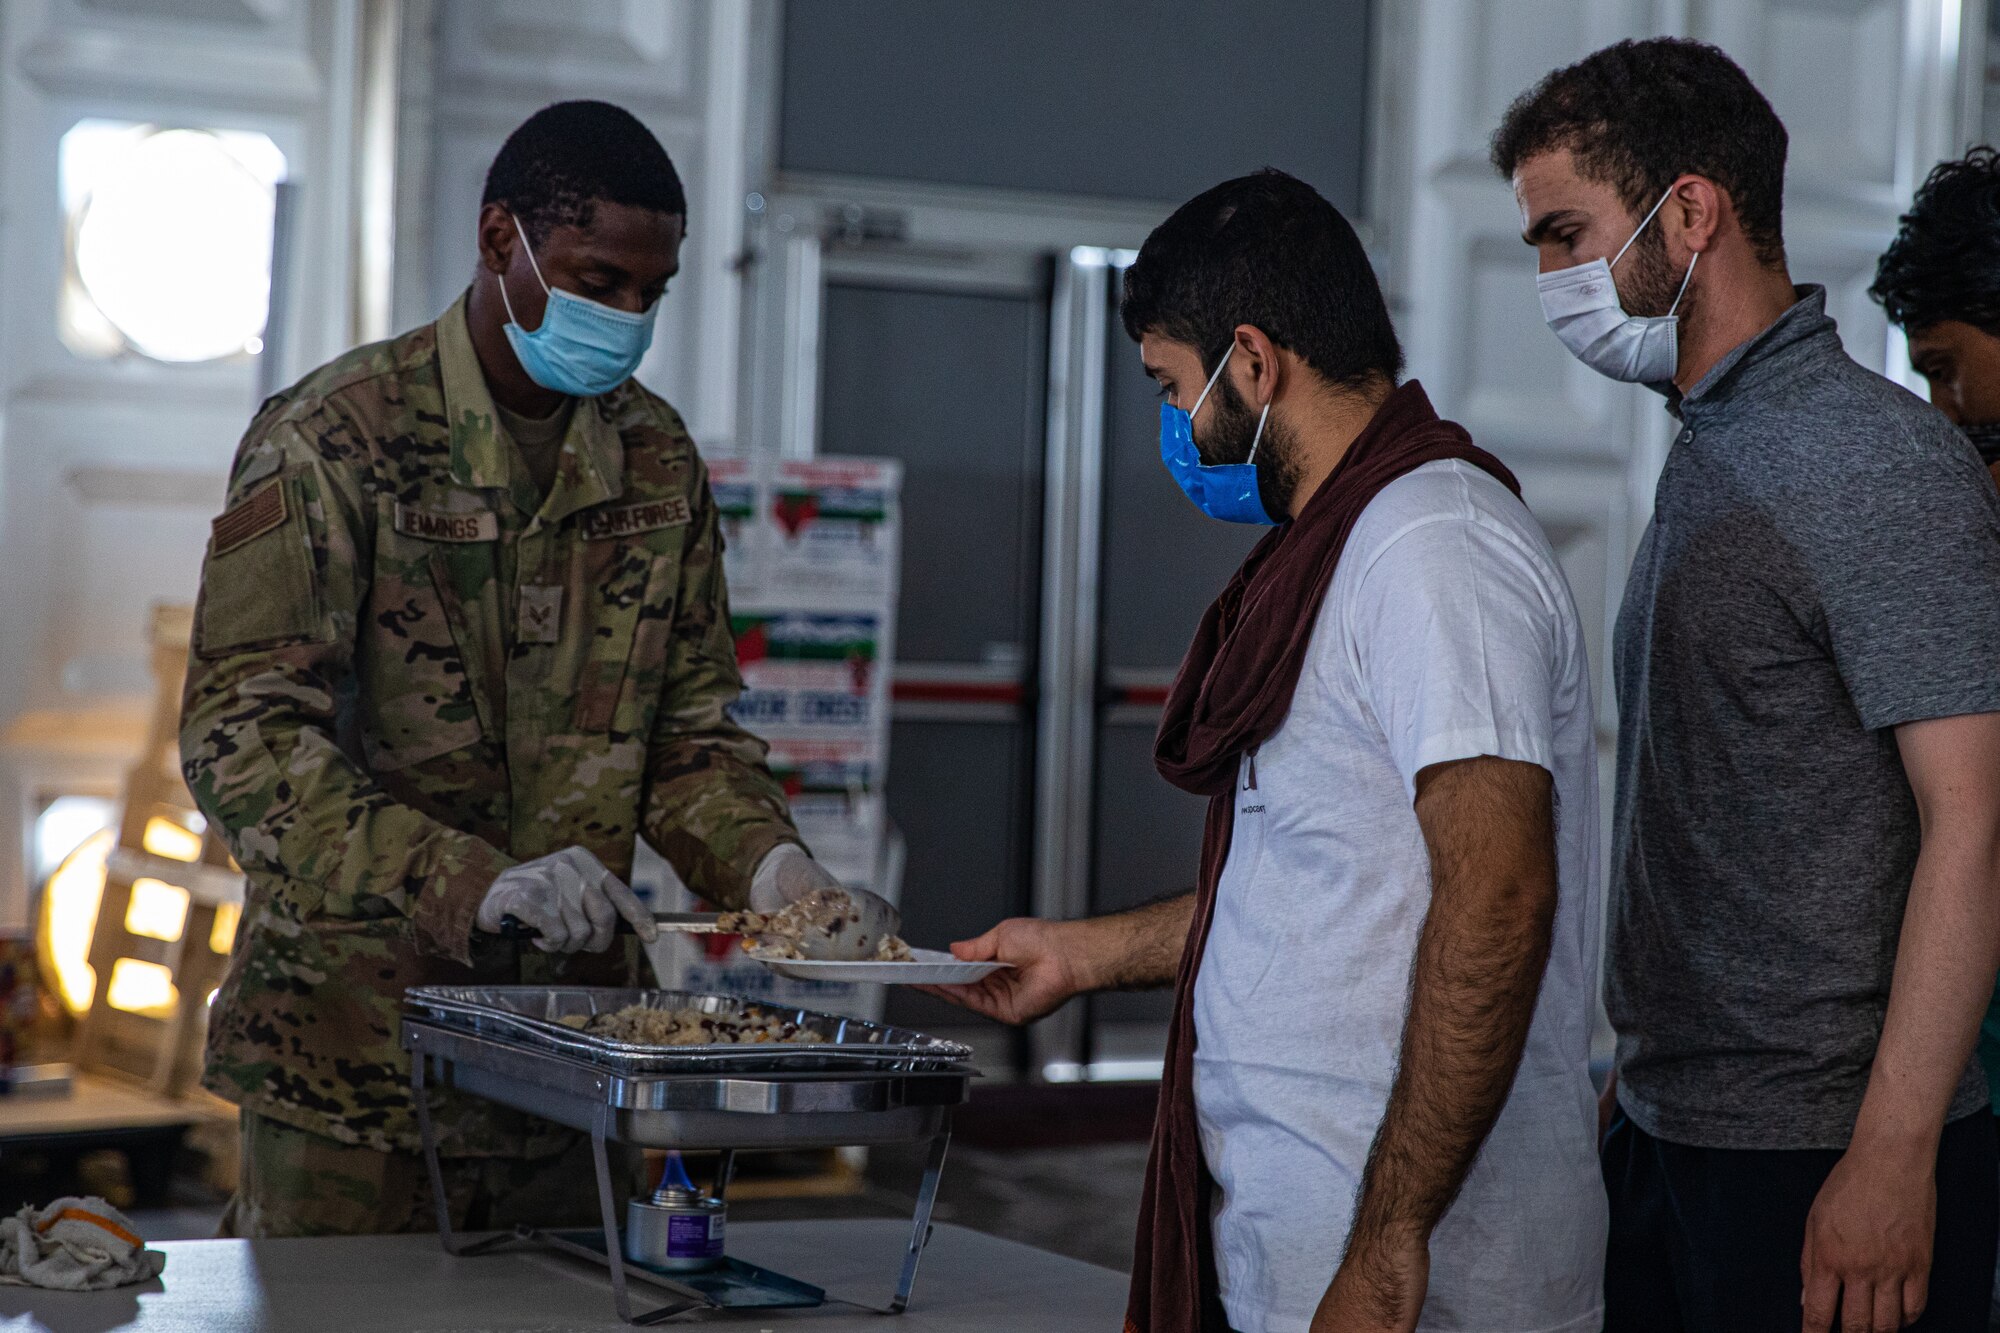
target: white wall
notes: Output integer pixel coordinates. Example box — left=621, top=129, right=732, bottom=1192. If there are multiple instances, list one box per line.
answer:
left=0, top=0, right=388, bottom=924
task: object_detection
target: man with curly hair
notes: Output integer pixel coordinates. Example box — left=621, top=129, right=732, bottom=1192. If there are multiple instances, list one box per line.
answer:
left=929, top=170, right=1607, bottom=1333
left=1873, top=148, right=2000, bottom=1328
left=1497, top=39, right=2000, bottom=1332
left=1873, top=148, right=2000, bottom=489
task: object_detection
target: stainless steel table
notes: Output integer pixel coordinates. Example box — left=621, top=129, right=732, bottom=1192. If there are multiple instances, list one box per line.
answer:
left=0, top=1220, right=1128, bottom=1332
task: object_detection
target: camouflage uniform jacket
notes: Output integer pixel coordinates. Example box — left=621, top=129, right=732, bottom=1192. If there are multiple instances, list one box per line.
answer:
left=182, top=294, right=800, bottom=1155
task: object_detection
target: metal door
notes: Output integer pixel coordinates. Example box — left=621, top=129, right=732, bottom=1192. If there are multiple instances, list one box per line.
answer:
left=751, top=210, right=1052, bottom=1057
left=747, top=214, right=1253, bottom=1079
left=1033, top=251, right=1259, bottom=1079
left=826, top=271, right=1047, bottom=1047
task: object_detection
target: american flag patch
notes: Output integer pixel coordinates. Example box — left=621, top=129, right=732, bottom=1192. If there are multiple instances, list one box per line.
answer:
left=211, top=479, right=287, bottom=555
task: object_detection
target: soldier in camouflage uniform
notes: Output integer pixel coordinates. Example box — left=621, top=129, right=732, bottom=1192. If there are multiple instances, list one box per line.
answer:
left=181, top=101, right=846, bottom=1235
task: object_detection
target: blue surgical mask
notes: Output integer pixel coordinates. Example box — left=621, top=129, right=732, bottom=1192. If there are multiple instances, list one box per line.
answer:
left=1159, top=343, right=1277, bottom=525
left=499, top=216, right=656, bottom=397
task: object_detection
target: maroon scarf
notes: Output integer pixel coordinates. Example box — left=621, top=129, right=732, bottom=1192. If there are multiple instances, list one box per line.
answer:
left=1126, top=381, right=1520, bottom=1333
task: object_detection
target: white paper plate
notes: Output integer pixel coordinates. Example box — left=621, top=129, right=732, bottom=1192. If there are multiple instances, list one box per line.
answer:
left=752, top=948, right=1011, bottom=986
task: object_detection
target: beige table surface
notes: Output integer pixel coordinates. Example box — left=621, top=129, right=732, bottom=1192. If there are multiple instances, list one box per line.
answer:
left=0, top=1074, right=218, bottom=1137
left=0, top=1219, right=1129, bottom=1331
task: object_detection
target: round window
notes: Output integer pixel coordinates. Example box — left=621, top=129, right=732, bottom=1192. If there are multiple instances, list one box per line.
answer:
left=60, top=122, right=286, bottom=364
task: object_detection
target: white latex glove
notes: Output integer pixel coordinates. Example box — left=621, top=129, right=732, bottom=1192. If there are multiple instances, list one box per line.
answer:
left=475, top=847, right=658, bottom=953
left=748, top=843, right=844, bottom=911
left=747, top=845, right=903, bottom=958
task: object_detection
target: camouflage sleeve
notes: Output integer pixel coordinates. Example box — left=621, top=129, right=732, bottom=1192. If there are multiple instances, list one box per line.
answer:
left=641, top=460, right=801, bottom=909
left=180, top=413, right=514, bottom=965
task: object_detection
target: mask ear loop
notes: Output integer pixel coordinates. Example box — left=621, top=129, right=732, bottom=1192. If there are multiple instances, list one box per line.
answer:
left=1244, top=402, right=1273, bottom=466
left=510, top=215, right=552, bottom=294
left=497, top=214, right=551, bottom=328
left=1610, top=183, right=1680, bottom=271
left=1665, top=249, right=1699, bottom=318
left=1189, top=343, right=1236, bottom=420
left=1609, top=182, right=1699, bottom=321
left=1190, top=339, right=1272, bottom=468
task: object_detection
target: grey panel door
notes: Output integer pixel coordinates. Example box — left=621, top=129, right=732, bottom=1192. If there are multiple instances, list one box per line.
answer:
left=1086, top=265, right=1260, bottom=1038
left=814, top=276, right=1048, bottom=1036
left=809, top=253, right=1259, bottom=1071
left=818, top=283, right=1045, bottom=665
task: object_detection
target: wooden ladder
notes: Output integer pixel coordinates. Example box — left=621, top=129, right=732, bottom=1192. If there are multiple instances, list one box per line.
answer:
left=72, top=605, right=244, bottom=1097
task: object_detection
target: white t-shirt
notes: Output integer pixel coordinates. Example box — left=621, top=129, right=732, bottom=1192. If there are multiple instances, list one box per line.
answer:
left=1191, top=460, right=1605, bottom=1333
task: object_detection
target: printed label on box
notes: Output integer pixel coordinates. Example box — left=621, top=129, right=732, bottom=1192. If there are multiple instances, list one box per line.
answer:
left=763, top=459, right=900, bottom=599
left=730, top=611, right=883, bottom=738
left=705, top=455, right=761, bottom=597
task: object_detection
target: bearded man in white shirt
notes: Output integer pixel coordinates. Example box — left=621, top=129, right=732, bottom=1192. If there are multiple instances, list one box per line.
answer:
left=924, top=169, right=1608, bottom=1333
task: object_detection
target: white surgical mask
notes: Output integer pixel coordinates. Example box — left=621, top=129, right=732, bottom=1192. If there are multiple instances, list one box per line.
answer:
left=1536, top=185, right=1697, bottom=385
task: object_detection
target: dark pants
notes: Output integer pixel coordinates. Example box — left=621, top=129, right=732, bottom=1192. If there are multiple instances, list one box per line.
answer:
left=1602, top=1110, right=1998, bottom=1332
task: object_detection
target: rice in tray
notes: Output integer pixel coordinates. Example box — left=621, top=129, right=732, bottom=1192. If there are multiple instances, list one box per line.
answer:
left=556, top=1004, right=828, bottom=1047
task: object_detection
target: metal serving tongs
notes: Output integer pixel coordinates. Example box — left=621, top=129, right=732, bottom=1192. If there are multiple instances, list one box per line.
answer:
left=498, top=894, right=903, bottom=962
left=496, top=910, right=728, bottom=941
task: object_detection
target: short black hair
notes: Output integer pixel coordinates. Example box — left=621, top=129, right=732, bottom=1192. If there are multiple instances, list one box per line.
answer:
left=1120, top=169, right=1402, bottom=391
left=1490, top=38, right=1789, bottom=268
left=482, top=100, right=686, bottom=241
left=1871, top=148, right=2000, bottom=336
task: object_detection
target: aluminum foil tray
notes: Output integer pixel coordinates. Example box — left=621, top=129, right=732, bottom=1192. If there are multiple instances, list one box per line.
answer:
left=403, top=986, right=974, bottom=1076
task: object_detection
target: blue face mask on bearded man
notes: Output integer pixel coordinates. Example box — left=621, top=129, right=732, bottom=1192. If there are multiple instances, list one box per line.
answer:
left=1159, top=341, right=1281, bottom=526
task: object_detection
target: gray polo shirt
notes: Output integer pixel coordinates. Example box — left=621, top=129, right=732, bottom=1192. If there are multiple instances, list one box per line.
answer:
left=1609, top=286, right=2000, bottom=1151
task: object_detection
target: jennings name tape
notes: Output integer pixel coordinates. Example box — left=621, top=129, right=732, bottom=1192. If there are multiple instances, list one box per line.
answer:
left=395, top=503, right=499, bottom=543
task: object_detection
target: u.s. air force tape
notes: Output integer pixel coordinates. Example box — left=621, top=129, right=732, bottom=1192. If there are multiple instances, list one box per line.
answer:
left=582, top=496, right=691, bottom=540
left=394, top=503, right=499, bottom=542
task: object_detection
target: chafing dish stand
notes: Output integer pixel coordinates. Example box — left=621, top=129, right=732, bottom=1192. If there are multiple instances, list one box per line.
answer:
left=403, top=990, right=971, bottom=1326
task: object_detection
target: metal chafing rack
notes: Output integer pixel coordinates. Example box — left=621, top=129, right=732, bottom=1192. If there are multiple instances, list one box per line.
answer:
left=402, top=987, right=975, bottom=1325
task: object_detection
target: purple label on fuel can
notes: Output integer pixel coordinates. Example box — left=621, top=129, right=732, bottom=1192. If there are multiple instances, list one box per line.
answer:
left=667, top=1210, right=725, bottom=1259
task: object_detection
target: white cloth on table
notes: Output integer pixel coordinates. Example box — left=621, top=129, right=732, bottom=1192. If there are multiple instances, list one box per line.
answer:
left=0, top=1194, right=166, bottom=1290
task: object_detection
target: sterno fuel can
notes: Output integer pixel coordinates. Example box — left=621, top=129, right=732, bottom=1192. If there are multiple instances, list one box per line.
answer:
left=624, top=1184, right=726, bottom=1271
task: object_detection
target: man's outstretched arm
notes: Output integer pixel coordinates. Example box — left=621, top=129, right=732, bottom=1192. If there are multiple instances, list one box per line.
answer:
left=916, top=893, right=1196, bottom=1026
left=1316, top=754, right=1561, bottom=1333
